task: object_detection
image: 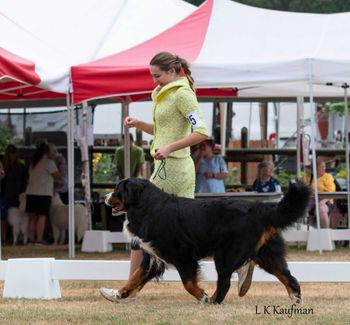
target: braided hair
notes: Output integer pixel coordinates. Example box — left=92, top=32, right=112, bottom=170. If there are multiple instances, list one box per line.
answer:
left=150, top=52, right=195, bottom=91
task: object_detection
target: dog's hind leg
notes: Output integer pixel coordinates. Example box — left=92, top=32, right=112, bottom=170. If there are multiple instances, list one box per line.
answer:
left=211, top=250, right=246, bottom=304
left=254, top=234, right=302, bottom=303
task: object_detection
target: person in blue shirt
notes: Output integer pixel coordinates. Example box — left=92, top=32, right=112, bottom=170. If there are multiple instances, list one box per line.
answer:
left=252, top=160, right=281, bottom=193
left=195, top=138, right=228, bottom=193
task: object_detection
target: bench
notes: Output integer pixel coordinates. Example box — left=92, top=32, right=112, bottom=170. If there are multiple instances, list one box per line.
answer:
left=81, top=230, right=130, bottom=252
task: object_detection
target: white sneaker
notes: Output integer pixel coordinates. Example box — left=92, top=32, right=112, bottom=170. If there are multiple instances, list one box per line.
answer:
left=237, top=260, right=255, bottom=297
left=99, top=287, right=121, bottom=302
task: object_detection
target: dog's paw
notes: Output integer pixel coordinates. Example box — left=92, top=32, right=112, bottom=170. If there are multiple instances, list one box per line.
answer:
left=290, top=292, right=302, bottom=304
left=199, top=292, right=210, bottom=304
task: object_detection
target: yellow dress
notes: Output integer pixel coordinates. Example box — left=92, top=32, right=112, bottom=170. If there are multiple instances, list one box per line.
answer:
left=150, top=78, right=208, bottom=198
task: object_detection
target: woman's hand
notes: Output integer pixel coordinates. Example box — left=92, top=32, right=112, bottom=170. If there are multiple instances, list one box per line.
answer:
left=204, top=172, right=215, bottom=179
left=124, top=116, right=139, bottom=128
left=154, top=145, right=172, bottom=160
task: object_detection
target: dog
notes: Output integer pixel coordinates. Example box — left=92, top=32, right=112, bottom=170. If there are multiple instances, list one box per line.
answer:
left=7, top=193, right=29, bottom=245
left=104, top=178, right=310, bottom=304
left=50, top=192, right=88, bottom=244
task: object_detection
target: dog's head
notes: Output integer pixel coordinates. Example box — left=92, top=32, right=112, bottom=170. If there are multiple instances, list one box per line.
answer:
left=105, top=178, right=148, bottom=212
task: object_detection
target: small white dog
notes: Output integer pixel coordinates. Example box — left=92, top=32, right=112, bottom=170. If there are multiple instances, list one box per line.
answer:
left=50, top=192, right=88, bottom=244
left=7, top=193, right=29, bottom=245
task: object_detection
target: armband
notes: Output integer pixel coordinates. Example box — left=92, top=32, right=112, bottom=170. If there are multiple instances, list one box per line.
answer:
left=186, top=111, right=204, bottom=129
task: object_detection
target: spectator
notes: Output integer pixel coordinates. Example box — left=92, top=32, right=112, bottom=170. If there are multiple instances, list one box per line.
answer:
left=252, top=161, right=281, bottom=193
left=0, top=160, right=6, bottom=243
left=114, top=133, right=145, bottom=180
left=1, top=144, right=27, bottom=244
left=306, top=158, right=335, bottom=228
left=25, top=142, right=62, bottom=244
left=195, top=138, right=228, bottom=193
left=54, top=152, right=68, bottom=204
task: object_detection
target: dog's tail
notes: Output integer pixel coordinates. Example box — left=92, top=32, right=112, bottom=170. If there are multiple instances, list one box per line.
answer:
left=260, top=181, right=311, bottom=230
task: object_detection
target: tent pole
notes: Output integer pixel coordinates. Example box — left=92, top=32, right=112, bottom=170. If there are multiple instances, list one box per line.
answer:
left=296, top=97, right=303, bottom=180
left=82, top=101, right=92, bottom=230
left=67, top=93, right=75, bottom=258
left=342, top=84, right=350, bottom=229
left=122, top=102, right=131, bottom=179
left=308, top=59, right=322, bottom=254
left=219, top=102, right=227, bottom=156
left=248, top=102, right=253, bottom=143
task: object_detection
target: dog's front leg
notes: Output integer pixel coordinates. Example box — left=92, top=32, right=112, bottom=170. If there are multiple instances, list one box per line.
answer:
left=176, top=262, right=210, bottom=303
left=117, top=266, right=151, bottom=299
left=116, top=252, right=165, bottom=299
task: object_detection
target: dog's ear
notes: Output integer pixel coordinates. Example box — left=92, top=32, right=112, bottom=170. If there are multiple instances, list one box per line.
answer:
left=119, top=178, right=146, bottom=208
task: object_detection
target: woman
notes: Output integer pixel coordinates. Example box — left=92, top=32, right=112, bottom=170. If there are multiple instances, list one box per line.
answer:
left=252, top=161, right=281, bottom=193
left=25, top=142, right=62, bottom=244
left=195, top=138, right=228, bottom=193
left=1, top=144, right=27, bottom=244
left=100, top=52, right=254, bottom=302
left=306, top=159, right=335, bottom=228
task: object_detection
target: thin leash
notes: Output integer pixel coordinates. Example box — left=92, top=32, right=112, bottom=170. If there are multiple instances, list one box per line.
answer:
left=152, top=159, right=167, bottom=180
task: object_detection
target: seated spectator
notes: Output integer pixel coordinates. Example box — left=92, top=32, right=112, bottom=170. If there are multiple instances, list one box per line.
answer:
left=195, top=138, right=228, bottom=193
left=252, top=161, right=281, bottom=193
left=305, top=158, right=335, bottom=228
left=114, top=134, right=145, bottom=180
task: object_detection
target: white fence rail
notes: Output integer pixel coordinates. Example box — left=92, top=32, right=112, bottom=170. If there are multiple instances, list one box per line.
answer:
left=1, top=259, right=350, bottom=299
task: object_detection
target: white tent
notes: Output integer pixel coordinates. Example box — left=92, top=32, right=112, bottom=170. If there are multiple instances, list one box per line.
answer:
left=1, top=0, right=195, bottom=95
left=192, top=0, right=350, bottom=98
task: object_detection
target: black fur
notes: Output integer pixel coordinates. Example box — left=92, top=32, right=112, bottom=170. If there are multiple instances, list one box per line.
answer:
left=108, top=178, right=310, bottom=303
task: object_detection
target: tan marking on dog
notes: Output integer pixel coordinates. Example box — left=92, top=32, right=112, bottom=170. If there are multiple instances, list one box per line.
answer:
left=210, top=289, right=217, bottom=303
left=274, top=271, right=293, bottom=296
left=117, top=267, right=148, bottom=297
left=255, top=226, right=277, bottom=251
left=183, top=281, right=206, bottom=301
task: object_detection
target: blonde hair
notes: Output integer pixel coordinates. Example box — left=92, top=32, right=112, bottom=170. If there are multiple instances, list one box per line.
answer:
left=150, top=52, right=194, bottom=91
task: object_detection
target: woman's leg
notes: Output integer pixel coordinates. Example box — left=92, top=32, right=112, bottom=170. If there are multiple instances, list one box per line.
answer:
left=36, top=215, right=46, bottom=242
left=28, top=214, right=37, bottom=242
left=128, top=249, right=144, bottom=297
left=319, top=201, right=330, bottom=228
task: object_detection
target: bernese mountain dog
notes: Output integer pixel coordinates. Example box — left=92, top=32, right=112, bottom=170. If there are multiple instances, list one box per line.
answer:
left=104, top=178, right=310, bottom=304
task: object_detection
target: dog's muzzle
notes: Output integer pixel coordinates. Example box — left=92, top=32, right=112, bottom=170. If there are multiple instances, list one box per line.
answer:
left=105, top=192, right=125, bottom=215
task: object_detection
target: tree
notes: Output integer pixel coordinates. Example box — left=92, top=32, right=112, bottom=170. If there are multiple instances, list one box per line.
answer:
left=184, top=0, right=350, bottom=13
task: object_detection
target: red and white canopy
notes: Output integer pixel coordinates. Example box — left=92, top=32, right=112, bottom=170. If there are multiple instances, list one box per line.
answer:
left=0, top=0, right=194, bottom=102
left=72, top=0, right=350, bottom=104
left=0, top=48, right=64, bottom=101
left=71, top=0, right=237, bottom=104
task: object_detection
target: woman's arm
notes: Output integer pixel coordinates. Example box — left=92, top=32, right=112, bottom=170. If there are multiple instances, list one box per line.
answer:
left=154, top=132, right=208, bottom=160
left=124, top=117, right=154, bottom=135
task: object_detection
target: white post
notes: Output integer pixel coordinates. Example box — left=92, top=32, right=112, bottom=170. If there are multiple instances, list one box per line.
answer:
left=342, top=84, right=350, bottom=228
left=67, top=94, right=75, bottom=258
left=307, top=59, right=323, bottom=254
left=296, top=97, right=303, bottom=180
left=82, top=102, right=92, bottom=229
left=122, top=102, right=131, bottom=179
left=219, top=102, right=227, bottom=156
left=248, top=102, right=253, bottom=142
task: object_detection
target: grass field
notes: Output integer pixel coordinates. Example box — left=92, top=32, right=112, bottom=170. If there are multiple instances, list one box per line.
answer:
left=0, top=244, right=349, bottom=324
